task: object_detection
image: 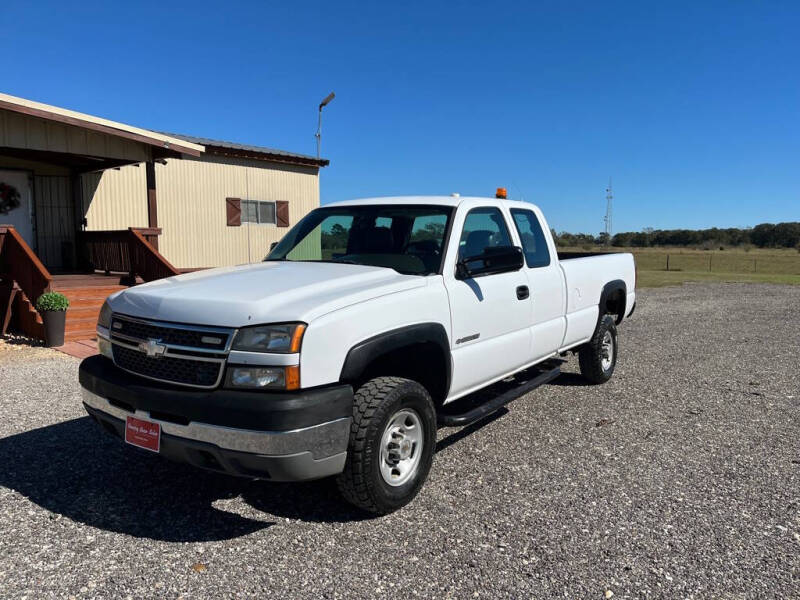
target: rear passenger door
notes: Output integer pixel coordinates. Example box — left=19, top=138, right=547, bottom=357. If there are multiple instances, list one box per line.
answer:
left=443, top=204, right=532, bottom=398
left=509, top=208, right=566, bottom=361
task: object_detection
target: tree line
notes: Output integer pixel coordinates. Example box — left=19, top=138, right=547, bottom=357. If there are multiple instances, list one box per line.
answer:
left=552, top=222, right=800, bottom=250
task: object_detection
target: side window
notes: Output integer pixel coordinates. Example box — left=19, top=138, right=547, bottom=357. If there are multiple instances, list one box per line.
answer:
left=458, top=207, right=513, bottom=260
left=242, top=200, right=276, bottom=225
left=510, top=209, right=551, bottom=268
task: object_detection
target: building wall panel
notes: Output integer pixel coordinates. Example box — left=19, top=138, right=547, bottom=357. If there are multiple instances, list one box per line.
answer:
left=45, top=122, right=68, bottom=152
left=4, top=113, right=27, bottom=147
left=81, top=167, right=149, bottom=230
left=27, top=118, right=48, bottom=148
left=155, top=155, right=320, bottom=268
left=82, top=154, right=320, bottom=268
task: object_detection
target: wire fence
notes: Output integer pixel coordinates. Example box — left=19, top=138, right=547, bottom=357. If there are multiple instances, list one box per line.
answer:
left=632, top=252, right=800, bottom=275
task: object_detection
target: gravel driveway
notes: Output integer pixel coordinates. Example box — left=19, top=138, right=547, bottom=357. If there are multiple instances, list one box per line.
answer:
left=1, top=283, right=798, bottom=599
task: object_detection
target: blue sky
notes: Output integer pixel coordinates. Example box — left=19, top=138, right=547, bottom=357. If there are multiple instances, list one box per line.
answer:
left=2, top=1, right=798, bottom=234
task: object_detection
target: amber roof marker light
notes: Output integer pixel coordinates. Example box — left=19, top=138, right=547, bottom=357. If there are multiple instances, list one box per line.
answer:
left=495, top=187, right=508, bottom=199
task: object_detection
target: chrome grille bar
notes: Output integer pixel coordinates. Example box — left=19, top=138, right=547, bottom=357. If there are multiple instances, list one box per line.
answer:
left=108, top=314, right=236, bottom=389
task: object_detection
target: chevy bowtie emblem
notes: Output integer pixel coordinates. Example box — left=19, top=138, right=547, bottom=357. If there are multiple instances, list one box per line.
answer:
left=138, top=338, right=167, bottom=358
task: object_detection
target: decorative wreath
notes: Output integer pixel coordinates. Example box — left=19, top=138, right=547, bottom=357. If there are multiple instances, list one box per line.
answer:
left=0, top=182, right=22, bottom=215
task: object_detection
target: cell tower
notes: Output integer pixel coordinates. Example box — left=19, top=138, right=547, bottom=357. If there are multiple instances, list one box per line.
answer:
left=603, top=178, right=613, bottom=242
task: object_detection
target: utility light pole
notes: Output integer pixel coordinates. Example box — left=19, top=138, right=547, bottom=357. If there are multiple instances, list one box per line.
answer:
left=315, top=92, right=335, bottom=159
left=603, top=178, right=613, bottom=244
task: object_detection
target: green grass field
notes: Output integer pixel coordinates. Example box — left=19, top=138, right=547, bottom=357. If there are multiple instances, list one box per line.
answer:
left=559, top=246, right=800, bottom=288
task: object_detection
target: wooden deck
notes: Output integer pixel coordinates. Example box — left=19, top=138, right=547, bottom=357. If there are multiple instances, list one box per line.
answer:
left=51, top=273, right=137, bottom=289
left=2, top=223, right=177, bottom=344
left=55, top=339, right=99, bottom=359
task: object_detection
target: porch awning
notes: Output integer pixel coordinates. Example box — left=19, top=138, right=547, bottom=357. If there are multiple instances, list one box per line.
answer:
left=0, top=92, right=205, bottom=158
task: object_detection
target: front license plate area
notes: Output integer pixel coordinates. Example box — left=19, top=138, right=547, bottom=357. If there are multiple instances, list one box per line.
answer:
left=125, top=415, right=161, bottom=453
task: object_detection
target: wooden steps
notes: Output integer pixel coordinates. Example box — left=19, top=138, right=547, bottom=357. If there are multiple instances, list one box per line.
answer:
left=2, top=225, right=161, bottom=345
left=58, top=282, right=126, bottom=343
left=16, top=286, right=45, bottom=340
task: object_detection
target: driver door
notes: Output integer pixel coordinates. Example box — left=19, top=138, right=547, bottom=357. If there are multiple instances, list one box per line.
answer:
left=443, top=203, right=532, bottom=399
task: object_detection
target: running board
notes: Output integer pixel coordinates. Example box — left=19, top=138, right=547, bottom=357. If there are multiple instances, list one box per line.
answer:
left=437, top=365, right=562, bottom=427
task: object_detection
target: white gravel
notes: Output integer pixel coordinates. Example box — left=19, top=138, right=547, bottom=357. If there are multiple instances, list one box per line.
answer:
left=0, top=282, right=798, bottom=599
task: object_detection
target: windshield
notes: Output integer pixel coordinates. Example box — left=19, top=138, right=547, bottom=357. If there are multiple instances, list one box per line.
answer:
left=266, top=204, right=453, bottom=275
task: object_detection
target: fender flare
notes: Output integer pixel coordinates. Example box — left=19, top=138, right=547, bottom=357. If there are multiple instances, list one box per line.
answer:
left=598, top=279, right=627, bottom=326
left=339, top=323, right=452, bottom=396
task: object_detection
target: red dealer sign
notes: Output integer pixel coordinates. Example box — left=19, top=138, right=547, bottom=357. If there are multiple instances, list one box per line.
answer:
left=125, top=416, right=161, bottom=452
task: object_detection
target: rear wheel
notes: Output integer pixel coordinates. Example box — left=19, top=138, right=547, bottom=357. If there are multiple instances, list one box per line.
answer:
left=337, top=376, right=436, bottom=514
left=578, top=314, right=618, bottom=384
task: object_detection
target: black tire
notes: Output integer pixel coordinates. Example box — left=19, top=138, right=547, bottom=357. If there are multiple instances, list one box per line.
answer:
left=336, top=376, right=436, bottom=515
left=578, top=314, right=618, bottom=384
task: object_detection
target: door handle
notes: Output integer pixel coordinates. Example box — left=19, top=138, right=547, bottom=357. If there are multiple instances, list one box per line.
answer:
left=516, top=285, right=529, bottom=300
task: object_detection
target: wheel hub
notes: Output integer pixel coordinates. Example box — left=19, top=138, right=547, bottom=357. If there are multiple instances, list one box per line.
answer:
left=398, top=438, right=412, bottom=459
left=380, top=409, right=424, bottom=486
left=601, top=330, right=614, bottom=371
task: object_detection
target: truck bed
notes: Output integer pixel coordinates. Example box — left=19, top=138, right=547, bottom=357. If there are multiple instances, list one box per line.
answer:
left=556, top=250, right=637, bottom=349
left=557, top=250, right=621, bottom=260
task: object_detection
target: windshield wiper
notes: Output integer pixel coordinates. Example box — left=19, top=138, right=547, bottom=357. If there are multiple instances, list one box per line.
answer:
left=308, top=259, right=361, bottom=265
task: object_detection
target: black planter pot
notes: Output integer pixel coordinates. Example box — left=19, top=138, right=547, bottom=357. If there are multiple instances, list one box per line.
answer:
left=42, top=310, right=66, bottom=347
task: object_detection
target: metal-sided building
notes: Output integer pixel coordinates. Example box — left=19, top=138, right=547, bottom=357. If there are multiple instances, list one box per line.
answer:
left=82, top=133, right=326, bottom=270
left=0, top=92, right=328, bottom=342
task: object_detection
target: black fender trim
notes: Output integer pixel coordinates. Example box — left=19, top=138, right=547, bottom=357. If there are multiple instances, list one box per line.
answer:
left=599, top=279, right=627, bottom=326
left=339, top=323, right=452, bottom=397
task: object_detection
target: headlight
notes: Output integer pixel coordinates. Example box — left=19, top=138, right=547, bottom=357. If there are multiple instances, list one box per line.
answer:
left=227, top=365, right=300, bottom=390
left=232, top=323, right=306, bottom=354
left=98, top=300, right=112, bottom=329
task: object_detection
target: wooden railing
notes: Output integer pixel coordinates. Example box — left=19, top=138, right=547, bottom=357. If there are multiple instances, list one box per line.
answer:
left=129, top=228, right=180, bottom=281
left=80, top=227, right=179, bottom=283
left=0, top=225, right=53, bottom=302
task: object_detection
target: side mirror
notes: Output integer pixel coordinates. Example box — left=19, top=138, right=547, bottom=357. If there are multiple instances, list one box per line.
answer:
left=456, top=245, right=524, bottom=279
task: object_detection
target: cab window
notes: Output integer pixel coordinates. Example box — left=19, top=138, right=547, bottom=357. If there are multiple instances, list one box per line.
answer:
left=458, top=207, right=513, bottom=260
left=510, top=209, right=551, bottom=268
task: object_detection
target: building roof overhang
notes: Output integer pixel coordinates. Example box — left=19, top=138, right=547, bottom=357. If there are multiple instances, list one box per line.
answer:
left=0, top=92, right=205, bottom=158
left=162, top=133, right=329, bottom=168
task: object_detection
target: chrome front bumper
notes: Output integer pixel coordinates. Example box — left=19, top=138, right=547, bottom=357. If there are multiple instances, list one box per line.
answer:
left=82, top=388, right=351, bottom=481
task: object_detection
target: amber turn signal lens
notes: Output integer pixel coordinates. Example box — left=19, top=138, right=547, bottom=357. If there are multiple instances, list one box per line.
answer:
left=285, top=365, right=301, bottom=390
left=289, top=324, right=306, bottom=353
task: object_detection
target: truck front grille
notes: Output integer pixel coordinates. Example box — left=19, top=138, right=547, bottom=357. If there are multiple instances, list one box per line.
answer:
left=113, top=345, right=222, bottom=388
left=108, top=315, right=233, bottom=389
left=111, top=316, right=230, bottom=350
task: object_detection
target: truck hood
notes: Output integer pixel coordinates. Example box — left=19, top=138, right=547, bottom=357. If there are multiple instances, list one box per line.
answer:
left=108, top=261, right=428, bottom=327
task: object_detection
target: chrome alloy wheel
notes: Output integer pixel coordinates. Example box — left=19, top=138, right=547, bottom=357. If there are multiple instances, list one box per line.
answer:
left=379, top=409, right=424, bottom=486
left=601, top=330, right=615, bottom=371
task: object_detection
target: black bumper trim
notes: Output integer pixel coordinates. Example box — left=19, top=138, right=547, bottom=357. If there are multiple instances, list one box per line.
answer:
left=79, top=354, right=353, bottom=432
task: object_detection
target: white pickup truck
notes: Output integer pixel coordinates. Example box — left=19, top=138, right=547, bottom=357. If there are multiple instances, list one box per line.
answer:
left=79, top=195, right=636, bottom=513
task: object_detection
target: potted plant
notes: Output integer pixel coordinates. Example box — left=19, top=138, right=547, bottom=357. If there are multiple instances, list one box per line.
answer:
left=36, top=292, right=69, bottom=347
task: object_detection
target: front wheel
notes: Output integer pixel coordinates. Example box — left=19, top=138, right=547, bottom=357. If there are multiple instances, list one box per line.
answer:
left=337, top=376, right=436, bottom=514
left=578, top=314, right=618, bottom=384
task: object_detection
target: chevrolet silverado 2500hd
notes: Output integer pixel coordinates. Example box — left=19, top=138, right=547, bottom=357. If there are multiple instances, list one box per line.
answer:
left=79, top=196, right=636, bottom=514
